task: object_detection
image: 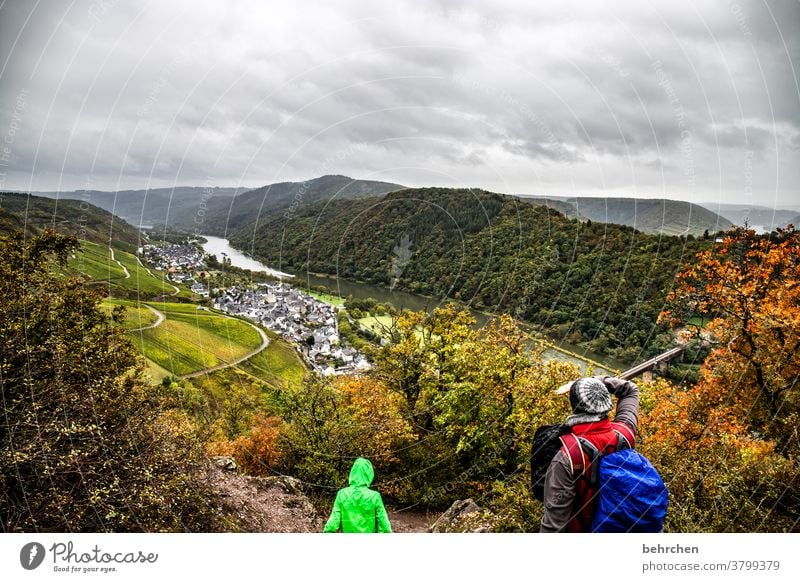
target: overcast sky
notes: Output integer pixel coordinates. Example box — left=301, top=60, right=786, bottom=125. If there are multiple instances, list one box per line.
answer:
left=1, top=0, right=798, bottom=206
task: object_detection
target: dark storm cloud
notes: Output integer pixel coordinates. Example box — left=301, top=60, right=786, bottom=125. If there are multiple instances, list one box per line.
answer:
left=0, top=0, right=797, bottom=206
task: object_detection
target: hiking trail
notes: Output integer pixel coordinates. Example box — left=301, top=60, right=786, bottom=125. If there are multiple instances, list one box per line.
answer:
left=210, top=462, right=434, bottom=533
left=127, top=303, right=165, bottom=332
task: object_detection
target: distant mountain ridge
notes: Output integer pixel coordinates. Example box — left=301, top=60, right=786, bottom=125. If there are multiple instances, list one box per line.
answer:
left=0, top=192, right=141, bottom=246
left=696, top=203, right=800, bottom=233
left=31, top=186, right=247, bottom=228
left=172, top=174, right=405, bottom=236
left=26, top=175, right=739, bottom=238
left=517, top=195, right=733, bottom=236
left=568, top=197, right=733, bottom=236
left=28, top=176, right=406, bottom=237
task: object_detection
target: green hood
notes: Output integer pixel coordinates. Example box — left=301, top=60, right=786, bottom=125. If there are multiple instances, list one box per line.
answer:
left=348, top=457, right=374, bottom=487
left=323, top=457, right=391, bottom=533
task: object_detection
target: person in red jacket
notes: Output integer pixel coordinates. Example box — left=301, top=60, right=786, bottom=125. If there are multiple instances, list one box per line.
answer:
left=540, top=376, right=639, bottom=532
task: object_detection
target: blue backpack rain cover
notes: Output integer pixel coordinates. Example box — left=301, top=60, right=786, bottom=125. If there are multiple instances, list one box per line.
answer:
left=590, top=448, right=669, bottom=532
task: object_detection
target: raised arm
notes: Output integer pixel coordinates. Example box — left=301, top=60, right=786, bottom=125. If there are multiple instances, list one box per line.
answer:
left=599, top=376, right=639, bottom=433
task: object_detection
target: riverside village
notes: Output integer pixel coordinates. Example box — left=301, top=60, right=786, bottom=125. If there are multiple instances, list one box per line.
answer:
left=139, top=240, right=370, bottom=376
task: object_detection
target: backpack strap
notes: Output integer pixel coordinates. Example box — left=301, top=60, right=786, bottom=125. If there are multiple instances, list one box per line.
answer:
left=559, top=433, right=585, bottom=475
left=559, top=433, right=602, bottom=532
left=560, top=433, right=604, bottom=486
left=611, top=422, right=636, bottom=450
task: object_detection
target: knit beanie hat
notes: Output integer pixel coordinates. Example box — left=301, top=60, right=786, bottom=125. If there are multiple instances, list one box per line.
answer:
left=569, top=377, right=613, bottom=416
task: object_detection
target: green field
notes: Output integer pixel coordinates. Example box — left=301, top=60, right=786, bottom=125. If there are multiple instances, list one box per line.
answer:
left=65, top=241, right=191, bottom=298
left=307, top=289, right=346, bottom=307
left=68, top=241, right=127, bottom=282
left=110, top=246, right=184, bottom=296
left=129, top=303, right=263, bottom=377
left=357, top=314, right=394, bottom=335
left=102, top=297, right=307, bottom=388
left=100, top=298, right=159, bottom=330
left=237, top=329, right=308, bottom=390
left=148, top=301, right=207, bottom=314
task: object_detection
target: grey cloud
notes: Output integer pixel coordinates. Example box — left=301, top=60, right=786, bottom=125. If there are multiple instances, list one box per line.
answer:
left=0, top=0, right=797, bottom=206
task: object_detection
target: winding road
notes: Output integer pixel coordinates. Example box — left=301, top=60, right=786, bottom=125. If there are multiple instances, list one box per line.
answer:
left=127, top=303, right=165, bottom=332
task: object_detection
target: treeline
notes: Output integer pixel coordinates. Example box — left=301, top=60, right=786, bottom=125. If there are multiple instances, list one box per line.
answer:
left=230, top=187, right=708, bottom=362
left=0, top=192, right=141, bottom=249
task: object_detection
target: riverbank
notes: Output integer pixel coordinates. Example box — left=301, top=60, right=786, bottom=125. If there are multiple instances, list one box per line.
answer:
left=199, top=235, right=626, bottom=374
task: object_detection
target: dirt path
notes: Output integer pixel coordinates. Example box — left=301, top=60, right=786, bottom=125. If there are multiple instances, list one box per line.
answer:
left=136, top=254, right=157, bottom=277
left=209, top=464, right=435, bottom=533
left=210, top=467, right=322, bottom=533
left=135, top=254, right=181, bottom=295
left=109, top=247, right=130, bottom=279
left=179, top=317, right=270, bottom=379
left=127, top=303, right=165, bottom=332
left=388, top=510, right=434, bottom=533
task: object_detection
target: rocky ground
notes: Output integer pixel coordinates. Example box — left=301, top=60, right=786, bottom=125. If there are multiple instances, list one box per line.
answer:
left=209, top=458, right=437, bottom=533
left=210, top=463, right=323, bottom=532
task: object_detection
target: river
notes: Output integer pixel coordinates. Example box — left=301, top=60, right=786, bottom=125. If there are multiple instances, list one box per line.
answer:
left=201, top=235, right=295, bottom=278
left=199, top=235, right=625, bottom=375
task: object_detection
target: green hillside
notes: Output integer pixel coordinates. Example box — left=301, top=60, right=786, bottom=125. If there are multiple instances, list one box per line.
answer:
left=63, top=240, right=190, bottom=299
left=129, top=302, right=263, bottom=377
left=232, top=187, right=709, bottom=362
left=101, top=298, right=159, bottom=330
left=110, top=299, right=307, bottom=387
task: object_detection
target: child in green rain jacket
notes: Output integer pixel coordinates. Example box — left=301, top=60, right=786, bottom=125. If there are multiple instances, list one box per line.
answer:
left=323, top=457, right=392, bottom=533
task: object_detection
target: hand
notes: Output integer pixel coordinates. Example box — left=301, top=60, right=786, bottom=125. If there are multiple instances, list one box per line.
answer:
left=554, top=381, right=574, bottom=395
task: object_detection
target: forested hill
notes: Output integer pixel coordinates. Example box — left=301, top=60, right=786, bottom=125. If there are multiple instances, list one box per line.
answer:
left=231, top=187, right=708, bottom=362
left=515, top=196, right=733, bottom=236
left=0, top=192, right=141, bottom=246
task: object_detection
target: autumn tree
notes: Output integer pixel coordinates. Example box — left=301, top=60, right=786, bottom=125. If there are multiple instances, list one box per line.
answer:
left=277, top=375, right=413, bottom=488
left=371, top=304, right=473, bottom=423
left=231, top=414, right=285, bottom=475
left=660, top=226, right=799, bottom=445
left=646, top=226, right=800, bottom=531
left=431, top=314, right=575, bottom=477
left=371, top=304, right=577, bottom=505
left=0, top=231, right=225, bottom=532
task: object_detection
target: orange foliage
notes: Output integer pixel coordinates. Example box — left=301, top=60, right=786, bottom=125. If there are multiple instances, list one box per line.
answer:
left=660, top=226, right=799, bottom=441
left=231, top=414, right=284, bottom=475
left=642, top=226, right=800, bottom=531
